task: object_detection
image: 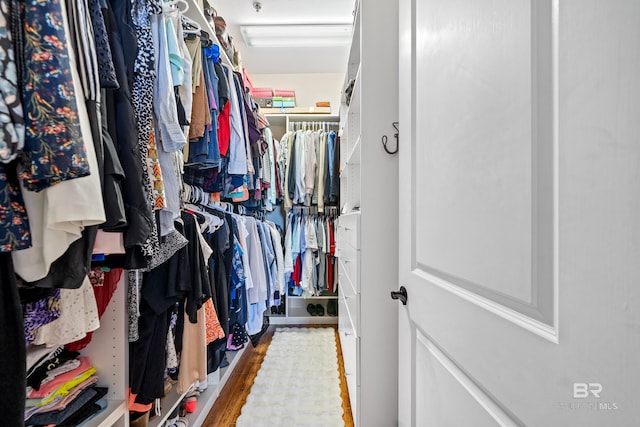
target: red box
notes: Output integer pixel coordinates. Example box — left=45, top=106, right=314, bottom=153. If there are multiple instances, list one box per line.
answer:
left=274, top=89, right=295, bottom=98
left=251, top=87, right=274, bottom=98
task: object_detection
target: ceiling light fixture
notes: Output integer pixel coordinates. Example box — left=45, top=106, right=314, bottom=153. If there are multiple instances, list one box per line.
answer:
left=240, top=24, right=352, bottom=47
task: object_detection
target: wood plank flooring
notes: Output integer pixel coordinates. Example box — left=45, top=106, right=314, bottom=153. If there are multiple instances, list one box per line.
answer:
left=202, top=325, right=355, bottom=427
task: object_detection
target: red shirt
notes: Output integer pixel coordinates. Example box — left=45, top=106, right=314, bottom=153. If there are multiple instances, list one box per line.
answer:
left=217, top=102, right=231, bottom=156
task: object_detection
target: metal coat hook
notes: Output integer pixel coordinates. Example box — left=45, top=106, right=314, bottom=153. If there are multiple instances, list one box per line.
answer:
left=382, top=122, right=399, bottom=155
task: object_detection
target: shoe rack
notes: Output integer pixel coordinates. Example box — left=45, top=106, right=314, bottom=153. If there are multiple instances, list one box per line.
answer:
left=146, top=345, right=247, bottom=427
left=268, top=294, right=339, bottom=325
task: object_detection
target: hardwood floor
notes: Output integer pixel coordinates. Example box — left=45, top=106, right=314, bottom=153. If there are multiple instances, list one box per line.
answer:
left=202, top=325, right=355, bottom=427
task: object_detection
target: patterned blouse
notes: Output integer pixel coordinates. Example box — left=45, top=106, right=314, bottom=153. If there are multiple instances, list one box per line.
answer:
left=20, top=0, right=91, bottom=192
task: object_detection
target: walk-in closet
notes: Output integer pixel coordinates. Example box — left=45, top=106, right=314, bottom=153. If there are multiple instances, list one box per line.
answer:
left=5, top=0, right=640, bottom=425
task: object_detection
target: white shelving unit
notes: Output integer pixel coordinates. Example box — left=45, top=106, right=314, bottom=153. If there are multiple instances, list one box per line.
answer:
left=264, top=113, right=340, bottom=141
left=184, top=345, right=246, bottom=426
left=82, top=276, right=129, bottom=427
left=148, top=346, right=247, bottom=427
left=336, top=0, right=399, bottom=426
left=269, top=294, right=338, bottom=326
left=262, top=113, right=341, bottom=326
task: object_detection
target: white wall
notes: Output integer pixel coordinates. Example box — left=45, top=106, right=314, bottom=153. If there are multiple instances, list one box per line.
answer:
left=249, top=73, right=345, bottom=114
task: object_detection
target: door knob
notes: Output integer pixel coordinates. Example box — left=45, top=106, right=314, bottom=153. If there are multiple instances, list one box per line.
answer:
left=390, top=286, right=408, bottom=305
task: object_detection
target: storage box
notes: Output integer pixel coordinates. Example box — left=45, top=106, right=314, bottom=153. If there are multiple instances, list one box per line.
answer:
left=254, top=97, right=273, bottom=108
left=274, top=89, right=296, bottom=98
left=282, top=97, right=296, bottom=107
left=272, top=96, right=296, bottom=108
left=251, top=87, right=274, bottom=108
left=251, top=87, right=274, bottom=98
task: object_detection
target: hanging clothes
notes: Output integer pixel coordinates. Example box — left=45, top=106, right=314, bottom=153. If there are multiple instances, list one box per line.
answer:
left=129, top=0, right=162, bottom=261
left=104, top=0, right=155, bottom=269
left=283, top=209, right=338, bottom=296
left=12, top=7, right=106, bottom=283
left=20, top=0, right=91, bottom=192
left=278, top=127, right=339, bottom=211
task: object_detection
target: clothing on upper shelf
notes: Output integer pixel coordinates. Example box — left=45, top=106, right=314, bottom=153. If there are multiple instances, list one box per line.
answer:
left=280, top=128, right=340, bottom=211
left=181, top=37, right=281, bottom=212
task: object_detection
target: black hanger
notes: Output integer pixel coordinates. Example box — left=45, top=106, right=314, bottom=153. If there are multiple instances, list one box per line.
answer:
left=200, top=30, right=213, bottom=47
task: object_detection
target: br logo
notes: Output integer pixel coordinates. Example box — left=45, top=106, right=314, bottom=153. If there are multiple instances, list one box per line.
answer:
left=573, top=383, right=602, bottom=399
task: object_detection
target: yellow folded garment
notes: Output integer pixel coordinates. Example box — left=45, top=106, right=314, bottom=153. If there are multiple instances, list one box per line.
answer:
left=36, top=367, right=97, bottom=407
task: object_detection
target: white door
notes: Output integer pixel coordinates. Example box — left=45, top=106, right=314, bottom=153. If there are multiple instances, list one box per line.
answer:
left=398, top=0, right=640, bottom=426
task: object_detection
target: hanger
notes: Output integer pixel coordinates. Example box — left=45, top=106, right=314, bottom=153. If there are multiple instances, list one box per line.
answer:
left=162, top=0, right=179, bottom=9
left=182, top=14, right=202, bottom=35
left=162, top=0, right=188, bottom=14
left=200, top=29, right=213, bottom=47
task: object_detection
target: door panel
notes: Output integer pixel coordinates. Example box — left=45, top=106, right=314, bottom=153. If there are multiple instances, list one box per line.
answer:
left=413, top=0, right=555, bottom=326
left=399, top=0, right=640, bottom=425
left=415, top=0, right=533, bottom=303
left=415, top=331, right=521, bottom=427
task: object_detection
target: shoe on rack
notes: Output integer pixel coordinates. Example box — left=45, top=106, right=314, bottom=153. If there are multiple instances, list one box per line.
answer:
left=315, top=304, right=325, bottom=316
left=219, top=355, right=230, bottom=368
left=307, top=303, right=317, bottom=316
left=326, top=299, right=337, bottom=316
left=250, top=316, right=270, bottom=347
left=130, top=411, right=150, bottom=427
left=184, top=396, right=197, bottom=413
left=227, top=333, right=243, bottom=351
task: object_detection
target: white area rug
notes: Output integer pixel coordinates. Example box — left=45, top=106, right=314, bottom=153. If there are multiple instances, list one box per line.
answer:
left=236, top=327, right=345, bottom=427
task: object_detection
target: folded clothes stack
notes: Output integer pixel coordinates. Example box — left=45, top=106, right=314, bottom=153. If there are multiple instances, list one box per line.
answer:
left=24, top=347, right=108, bottom=427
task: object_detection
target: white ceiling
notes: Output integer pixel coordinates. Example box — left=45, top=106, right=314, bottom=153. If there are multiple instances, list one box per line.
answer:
left=210, top=0, right=355, bottom=74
